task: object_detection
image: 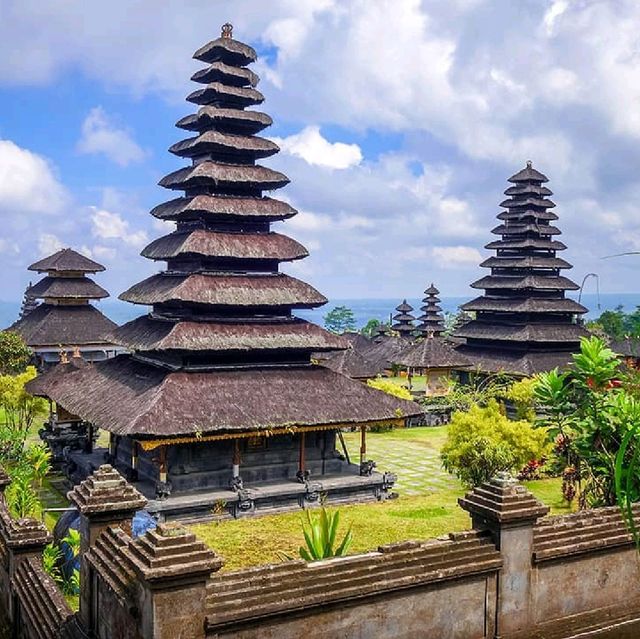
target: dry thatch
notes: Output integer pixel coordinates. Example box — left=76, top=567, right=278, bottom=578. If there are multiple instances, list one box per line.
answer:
left=504, top=184, right=552, bottom=197
left=508, top=163, right=549, bottom=183
left=28, top=355, right=422, bottom=437
left=176, top=106, right=272, bottom=134
left=497, top=209, right=558, bottom=221
left=471, top=275, right=580, bottom=291
left=491, top=223, right=561, bottom=236
left=461, top=296, right=587, bottom=314
left=169, top=130, right=278, bottom=159
left=141, top=230, right=308, bottom=262
left=28, top=276, right=109, bottom=300
left=191, top=61, right=259, bottom=87
left=395, top=337, right=471, bottom=369
left=193, top=36, right=257, bottom=66
left=119, top=273, right=326, bottom=308
left=479, top=256, right=572, bottom=269
left=362, top=336, right=407, bottom=371
left=159, top=162, right=289, bottom=191
left=111, top=316, right=345, bottom=352
left=486, top=238, right=567, bottom=251
left=454, top=321, right=588, bottom=343
left=8, top=304, right=117, bottom=347
left=187, top=82, right=264, bottom=107
left=318, top=348, right=380, bottom=379
left=610, top=338, right=640, bottom=359
left=29, top=248, right=105, bottom=273
left=499, top=197, right=555, bottom=209
left=150, top=195, right=296, bottom=222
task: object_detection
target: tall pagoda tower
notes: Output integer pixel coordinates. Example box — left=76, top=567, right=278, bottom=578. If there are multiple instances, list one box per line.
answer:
left=29, top=26, right=420, bottom=519
left=392, top=300, right=415, bottom=338
left=8, top=248, right=120, bottom=367
left=453, top=162, right=588, bottom=376
left=417, top=284, right=444, bottom=337
left=18, top=282, right=38, bottom=319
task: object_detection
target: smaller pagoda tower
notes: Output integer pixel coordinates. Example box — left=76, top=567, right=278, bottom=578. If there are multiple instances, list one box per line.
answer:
left=392, top=300, right=415, bottom=338
left=8, top=248, right=121, bottom=367
left=18, top=282, right=39, bottom=319
left=417, top=284, right=445, bottom=337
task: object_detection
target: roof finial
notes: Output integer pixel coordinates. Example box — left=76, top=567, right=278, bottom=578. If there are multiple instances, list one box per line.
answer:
left=60, top=349, right=69, bottom=364
left=72, top=346, right=81, bottom=359
left=526, top=160, right=532, bottom=168
left=221, top=23, right=233, bottom=39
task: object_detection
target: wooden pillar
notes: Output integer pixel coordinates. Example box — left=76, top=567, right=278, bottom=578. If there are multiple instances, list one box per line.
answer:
left=298, top=432, right=306, bottom=473
left=108, top=433, right=116, bottom=459
left=159, top=445, right=168, bottom=483
left=232, top=439, right=241, bottom=478
left=360, top=426, right=366, bottom=464
left=130, top=440, right=139, bottom=481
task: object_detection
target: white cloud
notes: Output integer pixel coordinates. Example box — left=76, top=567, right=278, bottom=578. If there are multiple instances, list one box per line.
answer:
left=273, top=126, right=362, bottom=169
left=77, top=107, right=146, bottom=166
left=38, top=233, right=64, bottom=256
left=91, top=208, right=148, bottom=247
left=0, top=140, right=67, bottom=215
left=431, top=246, right=483, bottom=267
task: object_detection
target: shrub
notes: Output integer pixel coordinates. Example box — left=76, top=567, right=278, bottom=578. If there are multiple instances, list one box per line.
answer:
left=366, top=377, right=412, bottom=401
left=441, top=400, right=550, bottom=487
left=505, top=377, right=537, bottom=421
left=298, top=508, right=352, bottom=561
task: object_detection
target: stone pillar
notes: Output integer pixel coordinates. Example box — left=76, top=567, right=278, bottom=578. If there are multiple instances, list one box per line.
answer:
left=130, top=522, right=223, bottom=639
left=68, top=464, right=147, bottom=631
left=459, top=472, right=549, bottom=638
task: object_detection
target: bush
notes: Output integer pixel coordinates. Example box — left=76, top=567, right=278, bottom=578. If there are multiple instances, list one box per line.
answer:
left=441, top=400, right=550, bottom=487
left=505, top=377, right=537, bottom=421
left=366, top=377, right=412, bottom=401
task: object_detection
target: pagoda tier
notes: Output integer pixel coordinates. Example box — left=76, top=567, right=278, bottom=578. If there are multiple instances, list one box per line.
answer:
left=19, top=282, right=38, bottom=319
left=453, top=162, right=588, bottom=376
left=417, top=283, right=445, bottom=337
left=28, top=27, right=420, bottom=515
left=392, top=300, right=415, bottom=338
left=8, top=248, right=119, bottom=366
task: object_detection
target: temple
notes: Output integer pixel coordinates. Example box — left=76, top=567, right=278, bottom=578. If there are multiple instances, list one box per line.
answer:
left=28, top=26, right=421, bottom=520
left=8, top=248, right=120, bottom=368
left=453, top=163, right=588, bottom=376
left=391, top=299, right=415, bottom=338
left=416, top=284, right=445, bottom=337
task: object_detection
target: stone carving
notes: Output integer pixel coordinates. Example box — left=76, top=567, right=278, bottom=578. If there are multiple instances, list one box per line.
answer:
left=360, top=460, right=377, bottom=476
left=229, top=475, right=244, bottom=492
left=296, top=469, right=311, bottom=483
left=235, top=489, right=255, bottom=516
left=154, top=481, right=172, bottom=501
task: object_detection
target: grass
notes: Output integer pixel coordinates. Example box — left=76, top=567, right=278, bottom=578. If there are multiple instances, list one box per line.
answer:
left=191, top=425, right=574, bottom=572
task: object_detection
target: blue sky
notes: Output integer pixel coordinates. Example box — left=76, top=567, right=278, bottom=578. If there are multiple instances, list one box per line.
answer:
left=2, top=0, right=640, bottom=306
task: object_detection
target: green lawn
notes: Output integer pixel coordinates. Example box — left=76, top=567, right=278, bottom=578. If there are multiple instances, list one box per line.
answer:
left=191, top=426, right=573, bottom=572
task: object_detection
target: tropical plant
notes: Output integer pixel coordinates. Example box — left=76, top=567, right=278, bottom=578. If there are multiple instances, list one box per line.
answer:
left=427, top=374, right=512, bottom=413
left=25, top=444, right=52, bottom=487
left=0, top=331, right=32, bottom=375
left=298, top=508, right=353, bottom=561
left=42, top=543, right=64, bottom=586
left=505, top=377, right=537, bottom=421
left=360, top=319, right=381, bottom=338
left=366, top=377, right=412, bottom=401
left=6, top=468, right=40, bottom=519
left=324, top=306, right=357, bottom=334
left=441, top=400, right=549, bottom=487
left=43, top=532, right=81, bottom=596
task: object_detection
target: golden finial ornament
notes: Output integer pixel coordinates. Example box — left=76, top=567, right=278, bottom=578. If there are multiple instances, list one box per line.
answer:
left=221, top=23, right=233, bottom=39
left=72, top=346, right=81, bottom=359
left=60, top=349, right=69, bottom=364
left=526, top=160, right=533, bottom=168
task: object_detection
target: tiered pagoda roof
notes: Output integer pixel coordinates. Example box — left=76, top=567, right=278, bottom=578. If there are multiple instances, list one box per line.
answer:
left=453, top=162, right=588, bottom=375
left=30, top=27, right=420, bottom=438
left=417, top=284, right=445, bottom=337
left=19, top=283, right=38, bottom=319
left=392, top=300, right=415, bottom=338
left=8, top=248, right=117, bottom=349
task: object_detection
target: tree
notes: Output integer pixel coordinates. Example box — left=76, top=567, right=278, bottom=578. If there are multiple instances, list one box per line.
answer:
left=324, top=306, right=356, bottom=334
left=0, top=331, right=32, bottom=375
left=360, top=319, right=380, bottom=338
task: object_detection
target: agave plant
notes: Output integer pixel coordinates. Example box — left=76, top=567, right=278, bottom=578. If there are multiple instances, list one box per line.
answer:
left=298, top=508, right=353, bottom=561
left=42, top=543, right=64, bottom=586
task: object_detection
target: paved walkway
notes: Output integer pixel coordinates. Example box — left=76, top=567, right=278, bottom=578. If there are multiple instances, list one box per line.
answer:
left=342, top=427, right=461, bottom=496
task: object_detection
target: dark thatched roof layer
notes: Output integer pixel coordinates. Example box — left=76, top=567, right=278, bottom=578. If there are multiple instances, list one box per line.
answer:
left=111, top=316, right=345, bottom=353
left=362, top=336, right=407, bottom=370
left=176, top=107, right=272, bottom=135
left=319, top=348, right=380, bottom=379
left=120, top=273, right=326, bottom=308
left=497, top=209, right=558, bottom=221
left=454, top=321, right=588, bottom=343
left=395, top=337, right=471, bottom=369
left=500, top=197, right=555, bottom=209
left=187, top=82, right=264, bottom=108
left=28, top=355, right=422, bottom=437
left=193, top=36, right=257, bottom=66
left=479, top=256, right=572, bottom=270
left=150, top=195, right=296, bottom=222
left=485, top=238, right=567, bottom=251
left=29, top=248, right=105, bottom=273
left=470, top=275, right=580, bottom=291
left=508, top=162, right=549, bottom=183
left=26, top=355, right=88, bottom=397
left=28, top=276, right=109, bottom=300
left=341, top=332, right=372, bottom=353
left=504, top=185, right=552, bottom=197
left=8, top=303, right=117, bottom=347
left=461, top=296, right=587, bottom=314
left=395, top=300, right=413, bottom=313
left=169, top=131, right=278, bottom=160
left=191, top=61, right=259, bottom=87
left=491, top=223, right=561, bottom=236
left=610, top=338, right=640, bottom=358
left=141, top=230, right=308, bottom=262
left=159, top=162, right=289, bottom=191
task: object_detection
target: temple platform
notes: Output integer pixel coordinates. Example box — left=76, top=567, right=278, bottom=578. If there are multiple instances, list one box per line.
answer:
left=64, top=447, right=397, bottom=523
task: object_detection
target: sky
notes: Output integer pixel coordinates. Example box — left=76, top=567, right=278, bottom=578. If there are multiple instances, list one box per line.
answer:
left=1, top=0, right=640, bottom=305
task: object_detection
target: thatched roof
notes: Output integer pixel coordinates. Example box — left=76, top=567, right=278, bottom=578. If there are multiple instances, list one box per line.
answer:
left=27, top=355, right=422, bottom=437
left=159, top=162, right=289, bottom=191
left=610, top=338, right=640, bottom=359
left=191, top=61, right=259, bottom=87
left=395, top=337, right=471, bottom=369
left=341, top=332, right=372, bottom=353
left=28, top=276, right=109, bottom=300
left=363, top=336, right=407, bottom=370
left=150, top=195, right=296, bottom=222
left=187, top=82, right=264, bottom=108
left=29, top=248, right=105, bottom=274
left=395, top=300, right=413, bottom=313
left=141, top=230, right=307, bottom=262
left=486, top=238, right=567, bottom=251
left=499, top=197, right=555, bottom=209
left=8, top=304, right=117, bottom=347
left=491, top=223, right=561, bottom=236
left=176, top=107, right=272, bottom=135
left=461, top=296, right=587, bottom=314
left=504, top=184, right=552, bottom=197
left=471, top=275, right=580, bottom=291
left=169, top=131, right=278, bottom=160
left=111, top=316, right=345, bottom=353
left=508, top=162, right=549, bottom=183
left=26, top=355, right=89, bottom=397
left=454, top=321, right=588, bottom=343
left=319, top=348, right=380, bottom=379
left=193, top=35, right=257, bottom=66
left=120, top=273, right=326, bottom=308
left=480, top=256, right=572, bottom=270
left=497, top=209, right=558, bottom=222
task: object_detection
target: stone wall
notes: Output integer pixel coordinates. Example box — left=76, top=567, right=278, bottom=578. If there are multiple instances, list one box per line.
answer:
left=3, top=466, right=640, bottom=638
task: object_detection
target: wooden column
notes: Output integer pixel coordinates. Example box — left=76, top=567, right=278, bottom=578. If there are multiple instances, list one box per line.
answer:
left=108, top=433, right=116, bottom=460
left=360, top=426, right=367, bottom=464
left=298, top=432, right=306, bottom=473
left=232, top=439, right=241, bottom=478
left=159, top=445, right=168, bottom=483
left=130, top=440, right=139, bottom=481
